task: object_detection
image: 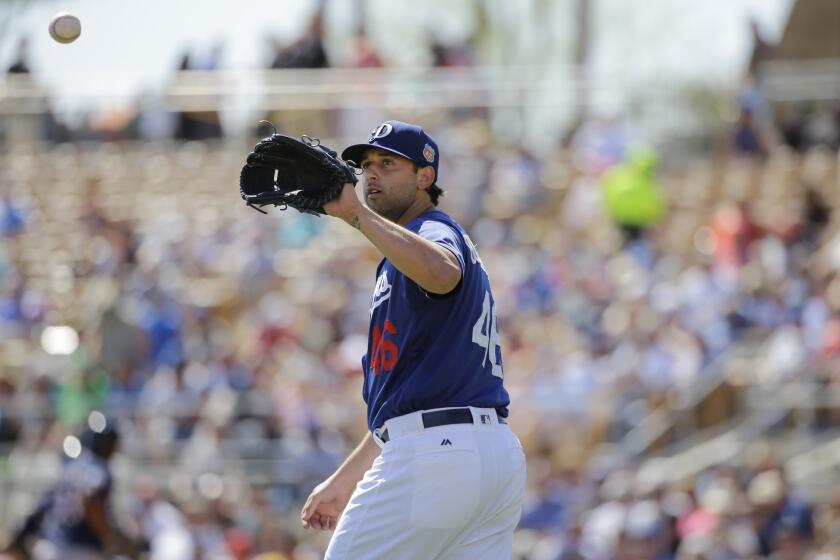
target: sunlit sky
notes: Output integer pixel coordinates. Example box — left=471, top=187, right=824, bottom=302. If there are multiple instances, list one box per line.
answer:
left=0, top=0, right=794, bottom=113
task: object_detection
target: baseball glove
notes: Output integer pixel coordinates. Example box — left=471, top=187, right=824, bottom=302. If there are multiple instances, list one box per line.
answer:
left=240, top=125, right=357, bottom=215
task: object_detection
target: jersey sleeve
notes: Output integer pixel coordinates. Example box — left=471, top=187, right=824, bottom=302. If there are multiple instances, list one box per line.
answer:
left=403, top=219, right=466, bottom=304
left=416, top=220, right=466, bottom=274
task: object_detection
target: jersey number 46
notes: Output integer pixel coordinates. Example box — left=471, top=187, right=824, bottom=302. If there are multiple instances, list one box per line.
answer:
left=371, top=320, right=399, bottom=376
left=472, top=290, right=503, bottom=378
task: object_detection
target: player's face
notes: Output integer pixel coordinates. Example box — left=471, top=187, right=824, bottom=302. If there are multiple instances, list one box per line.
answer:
left=360, top=149, right=419, bottom=222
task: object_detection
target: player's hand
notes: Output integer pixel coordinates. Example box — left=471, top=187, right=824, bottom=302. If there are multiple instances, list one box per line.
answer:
left=301, top=477, right=354, bottom=531
left=324, top=183, right=363, bottom=225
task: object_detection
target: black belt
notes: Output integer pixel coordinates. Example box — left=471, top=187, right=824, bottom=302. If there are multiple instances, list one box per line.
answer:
left=379, top=408, right=506, bottom=443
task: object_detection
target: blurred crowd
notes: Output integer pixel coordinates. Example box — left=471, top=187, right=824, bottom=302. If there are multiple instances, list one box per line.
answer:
left=0, top=97, right=837, bottom=559
left=0, top=0, right=480, bottom=145
left=516, top=454, right=840, bottom=560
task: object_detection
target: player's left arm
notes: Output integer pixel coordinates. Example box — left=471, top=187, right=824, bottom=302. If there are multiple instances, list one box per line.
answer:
left=327, top=184, right=461, bottom=294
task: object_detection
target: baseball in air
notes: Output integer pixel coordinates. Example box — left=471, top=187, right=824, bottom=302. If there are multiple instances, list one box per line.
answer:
left=49, top=13, right=81, bottom=44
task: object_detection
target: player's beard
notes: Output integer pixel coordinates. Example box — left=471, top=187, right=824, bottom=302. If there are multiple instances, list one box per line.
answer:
left=365, top=183, right=416, bottom=223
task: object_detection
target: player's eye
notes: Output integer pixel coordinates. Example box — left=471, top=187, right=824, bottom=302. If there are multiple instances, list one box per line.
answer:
left=382, top=159, right=392, bottom=166
left=361, top=161, right=370, bottom=170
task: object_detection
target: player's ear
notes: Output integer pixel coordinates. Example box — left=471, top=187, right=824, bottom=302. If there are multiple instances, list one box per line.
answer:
left=415, top=166, right=435, bottom=190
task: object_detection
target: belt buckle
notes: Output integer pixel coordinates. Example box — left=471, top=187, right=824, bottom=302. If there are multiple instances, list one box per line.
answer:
left=373, top=426, right=390, bottom=445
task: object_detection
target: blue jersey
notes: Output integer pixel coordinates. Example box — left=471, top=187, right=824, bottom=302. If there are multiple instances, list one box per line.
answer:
left=40, top=450, right=112, bottom=550
left=362, top=209, right=509, bottom=430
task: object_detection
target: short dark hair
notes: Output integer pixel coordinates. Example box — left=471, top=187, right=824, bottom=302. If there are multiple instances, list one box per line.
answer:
left=413, top=163, right=444, bottom=206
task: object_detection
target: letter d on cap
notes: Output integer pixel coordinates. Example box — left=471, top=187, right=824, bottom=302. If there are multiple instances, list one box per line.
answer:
left=370, top=123, right=393, bottom=141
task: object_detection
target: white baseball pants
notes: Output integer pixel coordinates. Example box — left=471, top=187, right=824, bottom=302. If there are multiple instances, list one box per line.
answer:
left=325, top=407, right=526, bottom=560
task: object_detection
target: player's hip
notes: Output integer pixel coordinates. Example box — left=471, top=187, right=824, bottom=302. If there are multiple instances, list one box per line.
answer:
left=372, top=407, right=525, bottom=501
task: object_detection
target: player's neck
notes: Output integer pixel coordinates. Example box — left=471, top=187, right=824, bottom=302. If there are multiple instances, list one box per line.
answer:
left=396, top=203, right=435, bottom=226
left=396, top=196, right=435, bottom=227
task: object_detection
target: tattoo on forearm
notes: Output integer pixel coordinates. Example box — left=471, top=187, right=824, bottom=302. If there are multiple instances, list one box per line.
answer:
left=350, top=216, right=361, bottom=230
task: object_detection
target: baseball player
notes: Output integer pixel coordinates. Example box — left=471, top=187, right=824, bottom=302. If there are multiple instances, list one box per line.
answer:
left=301, top=120, right=526, bottom=559
left=1, top=414, right=140, bottom=560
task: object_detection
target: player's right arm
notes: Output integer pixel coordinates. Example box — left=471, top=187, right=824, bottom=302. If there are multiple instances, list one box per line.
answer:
left=83, top=494, right=140, bottom=560
left=325, top=183, right=461, bottom=294
left=301, top=432, right=380, bottom=531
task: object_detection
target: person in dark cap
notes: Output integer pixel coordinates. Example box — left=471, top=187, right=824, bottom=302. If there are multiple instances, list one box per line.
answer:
left=1, top=412, right=141, bottom=560
left=300, top=120, right=525, bottom=559
left=749, top=469, right=814, bottom=556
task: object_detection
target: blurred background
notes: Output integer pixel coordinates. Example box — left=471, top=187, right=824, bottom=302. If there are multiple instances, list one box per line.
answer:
left=0, top=0, right=839, bottom=558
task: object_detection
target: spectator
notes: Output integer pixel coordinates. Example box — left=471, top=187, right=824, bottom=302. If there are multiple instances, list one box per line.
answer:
left=132, top=475, right=196, bottom=560
left=601, top=148, right=666, bottom=244
left=5, top=38, right=30, bottom=75
left=0, top=377, right=21, bottom=444
left=0, top=194, right=26, bottom=239
left=429, top=35, right=476, bottom=67
left=349, top=26, right=382, bottom=68
left=271, top=8, right=328, bottom=69
left=749, top=469, right=815, bottom=556
left=729, top=106, right=768, bottom=159
left=800, top=187, right=832, bottom=248
left=173, top=50, right=223, bottom=141
left=709, top=201, right=761, bottom=273
left=777, top=105, right=807, bottom=153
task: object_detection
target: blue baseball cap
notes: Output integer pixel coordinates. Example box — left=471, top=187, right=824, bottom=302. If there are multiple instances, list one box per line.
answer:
left=342, top=120, right=439, bottom=182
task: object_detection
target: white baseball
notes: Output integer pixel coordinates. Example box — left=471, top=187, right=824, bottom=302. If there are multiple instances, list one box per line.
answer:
left=49, top=13, right=81, bottom=44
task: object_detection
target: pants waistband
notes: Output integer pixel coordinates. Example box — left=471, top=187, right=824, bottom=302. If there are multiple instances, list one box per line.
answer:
left=373, top=407, right=506, bottom=444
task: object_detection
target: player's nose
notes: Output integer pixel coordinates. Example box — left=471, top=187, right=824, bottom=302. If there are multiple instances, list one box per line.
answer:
left=364, top=166, right=379, bottom=181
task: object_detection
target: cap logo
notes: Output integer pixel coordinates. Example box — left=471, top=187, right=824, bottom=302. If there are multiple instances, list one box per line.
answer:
left=423, top=143, right=436, bottom=163
left=369, top=123, right=393, bottom=141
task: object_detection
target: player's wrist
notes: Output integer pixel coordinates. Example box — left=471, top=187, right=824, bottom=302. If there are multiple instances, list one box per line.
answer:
left=347, top=214, right=362, bottom=230
left=328, top=470, right=358, bottom=492
left=342, top=203, right=370, bottom=230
